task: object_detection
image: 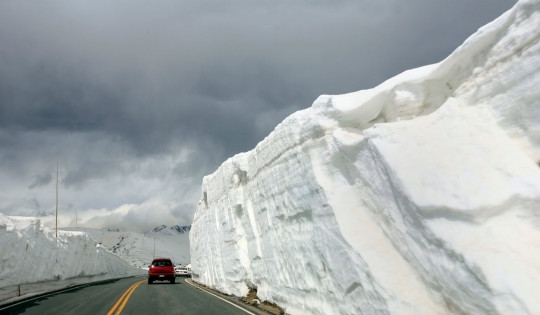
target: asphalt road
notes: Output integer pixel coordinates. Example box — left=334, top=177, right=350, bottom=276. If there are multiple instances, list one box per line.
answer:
left=0, top=276, right=258, bottom=315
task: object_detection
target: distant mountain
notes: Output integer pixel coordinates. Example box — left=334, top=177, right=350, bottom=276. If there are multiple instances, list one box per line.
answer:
left=61, top=224, right=191, bottom=268
left=172, top=225, right=191, bottom=234
left=152, top=225, right=168, bottom=233
left=151, top=224, right=191, bottom=235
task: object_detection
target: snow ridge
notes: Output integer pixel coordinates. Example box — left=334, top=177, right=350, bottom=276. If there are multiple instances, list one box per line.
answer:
left=190, top=1, right=540, bottom=314
left=0, top=214, right=141, bottom=299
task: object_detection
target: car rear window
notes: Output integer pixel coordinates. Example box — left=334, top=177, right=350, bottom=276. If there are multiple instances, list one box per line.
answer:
left=153, top=260, right=172, bottom=266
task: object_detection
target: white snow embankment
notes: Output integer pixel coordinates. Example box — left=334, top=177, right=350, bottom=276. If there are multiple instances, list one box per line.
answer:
left=190, top=0, right=540, bottom=314
left=0, top=213, right=143, bottom=305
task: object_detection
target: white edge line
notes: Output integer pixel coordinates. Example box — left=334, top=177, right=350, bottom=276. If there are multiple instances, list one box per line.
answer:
left=185, top=279, right=257, bottom=315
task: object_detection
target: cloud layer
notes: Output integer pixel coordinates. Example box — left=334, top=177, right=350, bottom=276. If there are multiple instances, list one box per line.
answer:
left=0, top=0, right=516, bottom=230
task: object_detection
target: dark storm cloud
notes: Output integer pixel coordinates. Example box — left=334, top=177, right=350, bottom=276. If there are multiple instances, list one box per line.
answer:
left=29, top=173, right=53, bottom=190
left=0, top=0, right=517, bottom=229
left=0, top=0, right=516, bottom=156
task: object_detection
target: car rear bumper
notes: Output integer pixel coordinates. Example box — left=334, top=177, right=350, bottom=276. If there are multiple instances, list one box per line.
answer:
left=148, top=272, right=175, bottom=280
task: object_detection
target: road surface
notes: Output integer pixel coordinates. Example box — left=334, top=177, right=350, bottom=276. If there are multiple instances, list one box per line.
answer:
left=0, top=276, right=261, bottom=315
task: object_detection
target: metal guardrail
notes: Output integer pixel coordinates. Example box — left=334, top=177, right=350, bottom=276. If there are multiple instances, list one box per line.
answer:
left=0, top=281, right=71, bottom=304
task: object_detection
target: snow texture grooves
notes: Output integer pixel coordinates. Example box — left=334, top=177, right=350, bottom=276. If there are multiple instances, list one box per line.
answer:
left=191, top=1, right=540, bottom=314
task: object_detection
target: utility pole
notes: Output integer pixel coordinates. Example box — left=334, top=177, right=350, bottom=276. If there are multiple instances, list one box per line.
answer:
left=56, top=160, right=58, bottom=239
left=153, top=237, right=156, bottom=258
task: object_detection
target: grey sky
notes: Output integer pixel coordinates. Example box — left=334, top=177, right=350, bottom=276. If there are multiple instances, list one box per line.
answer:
left=0, top=0, right=516, bottom=231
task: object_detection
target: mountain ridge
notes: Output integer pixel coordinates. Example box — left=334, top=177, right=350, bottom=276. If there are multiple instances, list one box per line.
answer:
left=62, top=224, right=191, bottom=268
left=151, top=224, right=191, bottom=235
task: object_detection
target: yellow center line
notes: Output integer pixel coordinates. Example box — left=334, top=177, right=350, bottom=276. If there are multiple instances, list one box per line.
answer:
left=107, top=279, right=146, bottom=315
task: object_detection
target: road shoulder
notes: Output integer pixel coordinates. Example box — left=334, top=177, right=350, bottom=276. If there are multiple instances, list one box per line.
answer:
left=185, top=278, right=284, bottom=315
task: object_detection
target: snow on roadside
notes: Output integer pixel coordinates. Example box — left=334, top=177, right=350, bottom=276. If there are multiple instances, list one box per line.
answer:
left=190, top=0, right=540, bottom=314
left=0, top=213, right=143, bottom=304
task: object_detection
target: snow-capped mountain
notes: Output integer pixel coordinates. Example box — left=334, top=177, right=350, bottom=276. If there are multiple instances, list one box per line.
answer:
left=63, top=225, right=191, bottom=269
left=190, top=1, right=540, bottom=314
left=151, top=224, right=191, bottom=235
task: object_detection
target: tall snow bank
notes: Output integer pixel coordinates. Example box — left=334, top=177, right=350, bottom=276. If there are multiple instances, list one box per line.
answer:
left=190, top=0, right=540, bottom=314
left=0, top=213, right=141, bottom=303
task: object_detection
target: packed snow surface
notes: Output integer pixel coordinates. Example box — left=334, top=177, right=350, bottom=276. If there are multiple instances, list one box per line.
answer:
left=0, top=213, right=142, bottom=304
left=190, top=1, right=540, bottom=314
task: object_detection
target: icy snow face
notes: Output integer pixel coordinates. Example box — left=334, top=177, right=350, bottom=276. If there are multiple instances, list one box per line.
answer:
left=0, top=213, right=140, bottom=290
left=190, top=1, right=540, bottom=314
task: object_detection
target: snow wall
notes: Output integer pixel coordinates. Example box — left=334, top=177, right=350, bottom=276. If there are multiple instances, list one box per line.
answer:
left=190, top=1, right=540, bottom=314
left=0, top=214, right=142, bottom=304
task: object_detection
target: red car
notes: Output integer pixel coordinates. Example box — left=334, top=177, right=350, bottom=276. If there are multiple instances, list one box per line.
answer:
left=148, top=258, right=175, bottom=284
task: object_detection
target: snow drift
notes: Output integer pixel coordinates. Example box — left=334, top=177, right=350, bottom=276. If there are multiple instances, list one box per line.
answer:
left=0, top=214, right=142, bottom=304
left=190, top=1, right=540, bottom=314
